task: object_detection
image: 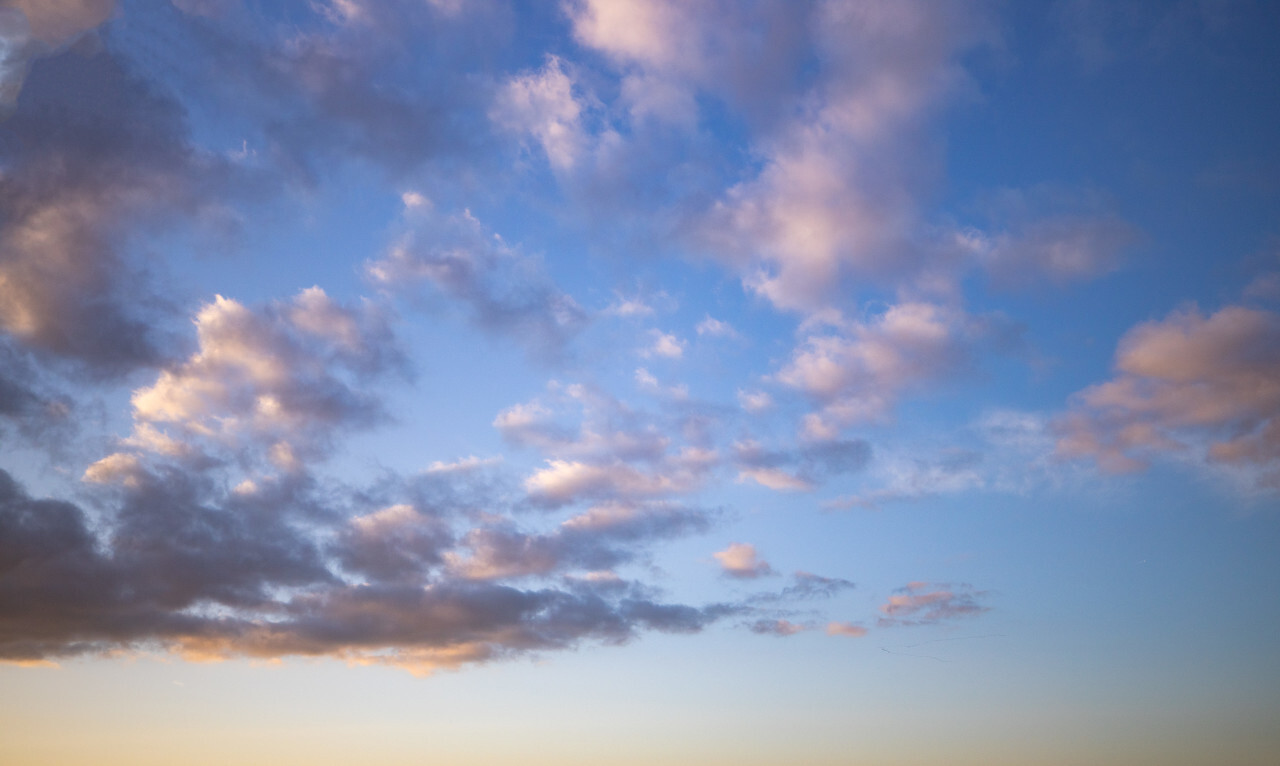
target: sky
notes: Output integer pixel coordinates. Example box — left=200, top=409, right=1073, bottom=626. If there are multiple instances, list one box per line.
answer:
left=1, top=0, right=1279, bottom=764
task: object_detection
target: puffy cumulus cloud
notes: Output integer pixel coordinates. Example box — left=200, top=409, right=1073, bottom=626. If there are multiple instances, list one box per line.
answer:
left=0, top=0, right=115, bottom=110
left=0, top=465, right=736, bottom=673
left=523, top=456, right=711, bottom=508
left=121, top=288, right=401, bottom=467
left=333, top=504, right=453, bottom=584
left=1055, top=304, right=1280, bottom=488
left=446, top=501, right=710, bottom=580
left=366, top=194, right=586, bottom=359
left=494, top=383, right=671, bottom=461
left=694, top=0, right=995, bottom=311
left=641, top=330, right=686, bottom=360
left=825, top=621, right=868, bottom=637
left=494, top=382, right=720, bottom=508
left=0, top=45, right=234, bottom=374
left=878, top=581, right=989, bottom=627
left=491, top=55, right=590, bottom=172
left=564, top=0, right=814, bottom=127
left=714, top=542, right=774, bottom=579
left=779, top=303, right=1011, bottom=437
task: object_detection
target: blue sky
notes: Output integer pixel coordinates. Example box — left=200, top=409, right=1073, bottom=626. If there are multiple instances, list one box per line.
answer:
left=1, top=1, right=1278, bottom=764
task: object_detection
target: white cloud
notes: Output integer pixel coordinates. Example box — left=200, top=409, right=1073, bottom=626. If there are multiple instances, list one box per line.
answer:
left=642, top=330, right=686, bottom=359
left=491, top=55, right=587, bottom=172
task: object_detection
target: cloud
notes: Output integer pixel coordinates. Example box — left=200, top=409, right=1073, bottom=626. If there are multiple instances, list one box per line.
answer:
left=112, top=288, right=401, bottom=471
left=964, top=186, right=1140, bottom=287
left=523, top=456, right=710, bottom=508
left=0, top=45, right=234, bottom=374
left=691, top=0, right=994, bottom=310
left=1055, top=304, right=1280, bottom=488
left=634, top=368, right=689, bottom=400
left=333, top=504, right=453, bottom=584
left=827, top=448, right=984, bottom=510
left=696, top=316, right=738, bottom=339
left=0, top=342, right=73, bottom=448
left=778, top=302, right=1012, bottom=437
left=748, top=618, right=806, bottom=636
left=0, top=463, right=735, bottom=673
left=714, top=542, right=774, bottom=579
left=493, top=382, right=720, bottom=508
left=367, top=195, right=587, bottom=358
left=732, top=437, right=871, bottom=492
left=641, top=330, right=686, bottom=360
left=491, top=55, right=588, bottom=172
left=737, top=389, right=774, bottom=413
left=825, top=621, right=868, bottom=637
left=748, top=571, right=857, bottom=604
left=445, top=501, right=710, bottom=580
left=564, top=0, right=815, bottom=127
left=878, top=581, right=989, bottom=627
left=0, top=0, right=116, bottom=110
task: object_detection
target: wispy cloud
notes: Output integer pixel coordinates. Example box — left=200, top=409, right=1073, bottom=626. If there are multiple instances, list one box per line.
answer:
left=878, top=582, right=989, bottom=627
left=367, top=195, right=586, bottom=359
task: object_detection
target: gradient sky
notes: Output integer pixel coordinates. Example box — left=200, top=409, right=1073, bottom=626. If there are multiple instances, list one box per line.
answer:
left=1, top=1, right=1279, bottom=764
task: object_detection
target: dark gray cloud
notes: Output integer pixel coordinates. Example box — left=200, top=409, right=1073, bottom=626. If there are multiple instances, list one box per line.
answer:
left=0, top=465, right=734, bottom=673
left=0, top=44, right=234, bottom=375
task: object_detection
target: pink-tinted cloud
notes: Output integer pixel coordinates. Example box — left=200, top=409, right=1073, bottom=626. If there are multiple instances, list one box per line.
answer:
left=1056, top=304, right=1280, bottom=487
left=778, top=302, right=1010, bottom=437
left=826, top=621, right=868, bottom=637
left=714, top=542, right=775, bottom=579
left=878, top=581, right=989, bottom=626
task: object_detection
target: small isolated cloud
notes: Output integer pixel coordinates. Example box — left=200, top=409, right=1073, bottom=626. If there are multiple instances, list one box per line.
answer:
left=1055, top=304, right=1280, bottom=488
left=696, top=316, right=738, bottom=339
left=604, top=290, right=674, bottom=318
left=749, top=618, right=806, bottom=636
left=878, top=582, right=989, bottom=627
left=826, top=621, right=868, bottom=638
left=367, top=196, right=586, bottom=359
left=737, top=389, right=773, bottom=413
left=641, top=330, right=686, bottom=360
left=714, top=542, right=774, bottom=579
